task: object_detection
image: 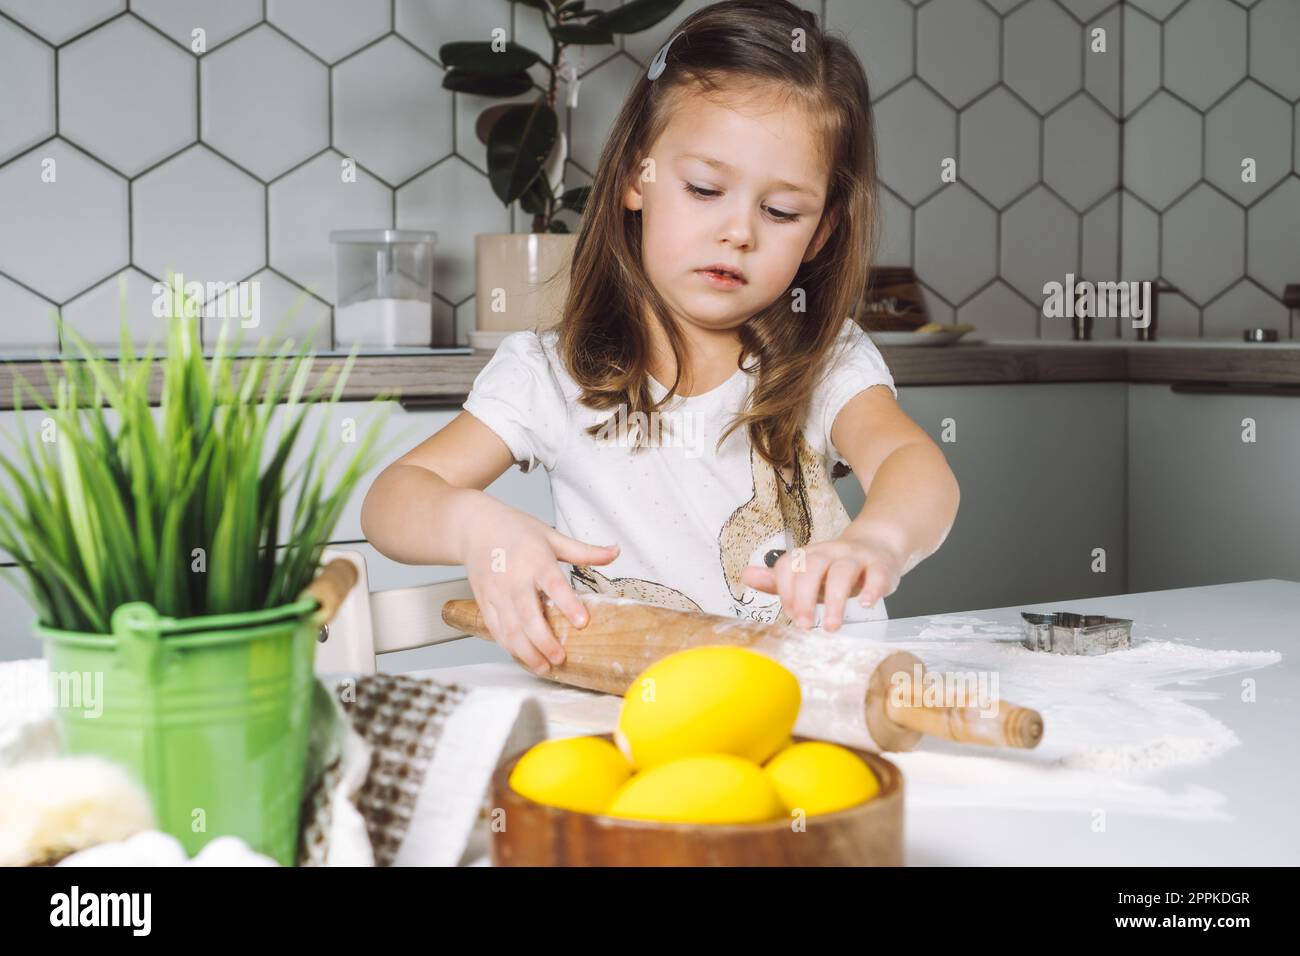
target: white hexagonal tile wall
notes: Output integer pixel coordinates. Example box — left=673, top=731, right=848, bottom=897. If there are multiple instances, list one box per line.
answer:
left=1082, top=192, right=1119, bottom=280
left=1004, top=0, right=1083, bottom=116
left=59, top=15, right=196, bottom=177
left=958, top=88, right=1039, bottom=210
left=0, top=16, right=54, bottom=164
left=266, top=0, right=390, bottom=65
left=396, top=157, right=510, bottom=303
left=1246, top=178, right=1300, bottom=299
left=1123, top=92, right=1201, bottom=210
left=59, top=267, right=165, bottom=350
left=568, top=55, right=642, bottom=173
left=1001, top=186, right=1080, bottom=302
left=825, top=0, right=915, bottom=97
left=1126, top=0, right=1185, bottom=19
left=131, top=0, right=261, bottom=52
left=1058, top=0, right=1115, bottom=22
left=875, top=186, right=912, bottom=266
left=956, top=280, right=1039, bottom=339
left=1120, top=191, right=1159, bottom=279
left=0, top=273, right=59, bottom=351
left=201, top=25, right=329, bottom=181
left=1205, top=81, right=1292, bottom=206
left=1202, top=279, right=1289, bottom=339
left=1083, top=4, right=1120, bottom=117
left=1044, top=94, right=1119, bottom=212
left=268, top=150, right=392, bottom=303
left=913, top=185, right=998, bottom=304
left=0, top=0, right=122, bottom=45
left=1164, top=0, right=1246, bottom=111
left=961, top=87, right=1040, bottom=213
left=133, top=145, right=265, bottom=285
left=395, top=0, right=509, bottom=61
left=917, top=0, right=999, bottom=109
left=333, top=35, right=452, bottom=186
left=1249, top=0, right=1300, bottom=101
left=201, top=269, right=331, bottom=351
left=0, top=140, right=128, bottom=302
left=1122, top=5, right=1160, bottom=117
left=1161, top=184, right=1244, bottom=305
left=874, top=80, right=956, bottom=206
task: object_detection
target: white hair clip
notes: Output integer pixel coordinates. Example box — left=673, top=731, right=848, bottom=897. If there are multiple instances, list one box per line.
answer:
left=647, top=31, right=686, bottom=80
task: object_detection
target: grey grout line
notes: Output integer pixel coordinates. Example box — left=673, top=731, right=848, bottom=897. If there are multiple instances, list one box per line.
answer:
left=52, top=44, right=59, bottom=136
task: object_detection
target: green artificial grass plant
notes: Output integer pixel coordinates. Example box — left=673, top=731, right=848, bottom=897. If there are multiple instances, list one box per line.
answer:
left=0, top=284, right=409, bottom=633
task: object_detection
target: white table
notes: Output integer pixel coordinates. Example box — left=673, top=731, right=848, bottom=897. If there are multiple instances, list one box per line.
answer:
left=416, top=579, right=1299, bottom=866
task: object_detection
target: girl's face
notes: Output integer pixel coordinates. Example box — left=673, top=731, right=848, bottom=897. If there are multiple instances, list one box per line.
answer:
left=624, top=83, right=836, bottom=334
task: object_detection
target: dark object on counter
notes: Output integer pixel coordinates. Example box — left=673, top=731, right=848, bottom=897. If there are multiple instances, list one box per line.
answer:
left=856, top=267, right=927, bottom=331
left=1243, top=328, right=1280, bottom=342
left=1136, top=280, right=1179, bottom=342
left=1021, top=611, right=1133, bottom=655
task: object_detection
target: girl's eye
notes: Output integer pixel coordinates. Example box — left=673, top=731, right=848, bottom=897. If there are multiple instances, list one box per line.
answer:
left=683, top=182, right=720, bottom=198
left=682, top=182, right=801, bottom=223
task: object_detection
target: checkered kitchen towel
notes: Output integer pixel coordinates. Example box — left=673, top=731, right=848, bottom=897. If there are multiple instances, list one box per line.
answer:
left=298, top=673, right=547, bottom=866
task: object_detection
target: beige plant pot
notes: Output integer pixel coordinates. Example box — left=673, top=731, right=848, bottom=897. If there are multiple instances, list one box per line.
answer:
left=475, top=233, right=577, bottom=335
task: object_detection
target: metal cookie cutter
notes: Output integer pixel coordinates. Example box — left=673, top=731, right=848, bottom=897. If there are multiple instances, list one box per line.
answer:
left=1020, top=611, right=1133, bottom=656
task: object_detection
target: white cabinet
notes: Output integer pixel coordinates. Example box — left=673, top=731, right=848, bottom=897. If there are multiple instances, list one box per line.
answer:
left=1127, top=384, right=1300, bottom=591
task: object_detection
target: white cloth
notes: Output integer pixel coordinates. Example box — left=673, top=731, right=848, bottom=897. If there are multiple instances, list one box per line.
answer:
left=463, top=320, right=897, bottom=626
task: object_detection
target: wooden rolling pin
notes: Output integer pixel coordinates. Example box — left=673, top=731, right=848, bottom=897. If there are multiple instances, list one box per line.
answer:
left=442, top=594, right=1042, bottom=753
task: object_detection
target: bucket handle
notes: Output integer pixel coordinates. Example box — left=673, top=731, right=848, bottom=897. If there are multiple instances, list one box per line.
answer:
left=299, top=558, right=359, bottom=629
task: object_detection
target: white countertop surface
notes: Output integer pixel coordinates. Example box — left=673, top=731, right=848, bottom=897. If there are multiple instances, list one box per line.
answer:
left=413, top=578, right=1299, bottom=866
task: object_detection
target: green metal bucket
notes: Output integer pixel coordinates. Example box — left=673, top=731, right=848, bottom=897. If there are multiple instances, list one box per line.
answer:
left=36, top=596, right=322, bottom=866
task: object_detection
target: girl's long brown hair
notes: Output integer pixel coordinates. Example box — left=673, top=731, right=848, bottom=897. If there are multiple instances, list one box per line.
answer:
left=555, top=0, right=880, bottom=471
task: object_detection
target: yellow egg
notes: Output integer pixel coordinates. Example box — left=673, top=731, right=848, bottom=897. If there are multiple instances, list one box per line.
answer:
left=508, top=736, right=632, bottom=814
left=764, top=741, right=879, bottom=816
left=606, top=754, right=785, bottom=824
left=616, top=646, right=800, bottom=770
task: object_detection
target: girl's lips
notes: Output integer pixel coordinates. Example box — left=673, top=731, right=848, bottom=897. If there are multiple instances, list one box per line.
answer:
left=695, top=268, right=746, bottom=290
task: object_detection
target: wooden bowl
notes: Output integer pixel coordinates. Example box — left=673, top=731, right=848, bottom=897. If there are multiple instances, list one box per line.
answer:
left=489, top=736, right=904, bottom=866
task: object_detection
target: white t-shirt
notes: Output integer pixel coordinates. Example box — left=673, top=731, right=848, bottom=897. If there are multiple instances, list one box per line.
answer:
left=462, top=320, right=898, bottom=627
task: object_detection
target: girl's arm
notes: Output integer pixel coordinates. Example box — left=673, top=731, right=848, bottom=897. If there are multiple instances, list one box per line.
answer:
left=360, top=411, right=620, bottom=672
left=360, top=411, right=516, bottom=566
left=832, top=385, right=960, bottom=577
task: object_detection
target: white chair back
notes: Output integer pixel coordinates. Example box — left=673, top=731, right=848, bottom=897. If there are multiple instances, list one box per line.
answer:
left=314, top=547, right=476, bottom=675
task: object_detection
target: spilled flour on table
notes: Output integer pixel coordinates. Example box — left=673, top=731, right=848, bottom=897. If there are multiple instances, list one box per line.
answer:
left=886, top=615, right=1281, bottom=819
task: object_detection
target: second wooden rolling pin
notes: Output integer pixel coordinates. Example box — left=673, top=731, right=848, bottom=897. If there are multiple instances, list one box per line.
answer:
left=442, top=594, right=1043, bottom=753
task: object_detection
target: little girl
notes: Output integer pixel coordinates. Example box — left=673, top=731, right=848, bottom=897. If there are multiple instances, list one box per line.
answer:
left=362, top=0, right=959, bottom=676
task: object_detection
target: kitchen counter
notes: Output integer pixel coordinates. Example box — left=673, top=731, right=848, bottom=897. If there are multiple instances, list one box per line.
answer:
left=3, top=338, right=1298, bottom=410
left=415, top=578, right=1299, bottom=866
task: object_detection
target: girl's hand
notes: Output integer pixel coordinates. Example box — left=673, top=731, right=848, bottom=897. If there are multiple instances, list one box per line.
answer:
left=739, top=533, right=905, bottom=632
left=459, top=498, right=620, bottom=674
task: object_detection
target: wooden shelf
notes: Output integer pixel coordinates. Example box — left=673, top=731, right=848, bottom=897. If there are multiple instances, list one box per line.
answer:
left=3, top=340, right=1298, bottom=411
